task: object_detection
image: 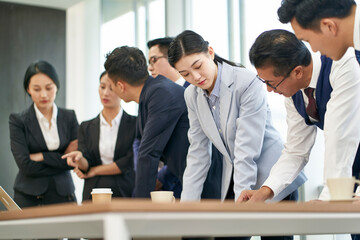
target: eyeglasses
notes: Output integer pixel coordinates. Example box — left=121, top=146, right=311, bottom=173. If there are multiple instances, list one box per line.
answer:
left=148, top=55, right=167, bottom=66
left=256, top=67, right=295, bottom=90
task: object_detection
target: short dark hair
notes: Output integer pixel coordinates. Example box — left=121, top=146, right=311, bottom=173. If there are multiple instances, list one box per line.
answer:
left=147, top=37, right=174, bottom=56
left=104, top=46, right=148, bottom=86
left=278, top=0, right=356, bottom=31
left=249, top=29, right=311, bottom=77
left=23, top=60, right=60, bottom=95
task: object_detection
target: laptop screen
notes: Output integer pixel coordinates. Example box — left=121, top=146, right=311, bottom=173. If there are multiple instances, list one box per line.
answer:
left=0, top=186, right=21, bottom=211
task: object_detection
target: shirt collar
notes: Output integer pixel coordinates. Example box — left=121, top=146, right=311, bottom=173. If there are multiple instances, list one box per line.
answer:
left=203, top=62, right=222, bottom=98
left=100, top=108, right=123, bottom=127
left=175, top=76, right=186, bottom=87
left=34, top=103, right=58, bottom=122
left=306, top=52, right=321, bottom=89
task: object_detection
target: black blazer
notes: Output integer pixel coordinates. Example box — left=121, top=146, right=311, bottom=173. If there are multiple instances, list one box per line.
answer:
left=78, top=111, right=136, bottom=201
left=9, top=104, right=78, bottom=197
left=135, top=75, right=190, bottom=198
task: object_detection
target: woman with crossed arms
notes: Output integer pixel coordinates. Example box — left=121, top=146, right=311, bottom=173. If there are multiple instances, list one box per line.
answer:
left=9, top=60, right=78, bottom=207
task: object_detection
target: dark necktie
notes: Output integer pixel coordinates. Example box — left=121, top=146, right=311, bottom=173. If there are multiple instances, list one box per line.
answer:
left=355, top=50, right=360, bottom=64
left=304, top=87, right=320, bottom=121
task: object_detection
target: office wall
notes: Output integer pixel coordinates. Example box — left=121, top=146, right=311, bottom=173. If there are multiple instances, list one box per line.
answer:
left=0, top=2, right=66, bottom=209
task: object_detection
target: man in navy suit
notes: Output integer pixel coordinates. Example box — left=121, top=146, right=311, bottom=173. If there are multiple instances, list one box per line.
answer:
left=104, top=46, right=189, bottom=198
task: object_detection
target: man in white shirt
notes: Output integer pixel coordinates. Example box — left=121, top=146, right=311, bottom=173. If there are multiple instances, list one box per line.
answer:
left=237, top=30, right=360, bottom=204
left=277, top=0, right=360, bottom=62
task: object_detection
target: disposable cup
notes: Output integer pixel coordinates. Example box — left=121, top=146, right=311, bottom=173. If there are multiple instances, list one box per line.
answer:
left=150, top=191, right=175, bottom=203
left=91, top=188, right=113, bottom=204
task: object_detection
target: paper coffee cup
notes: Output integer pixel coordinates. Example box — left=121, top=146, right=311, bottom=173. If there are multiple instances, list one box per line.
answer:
left=150, top=191, right=175, bottom=203
left=91, top=188, right=113, bottom=204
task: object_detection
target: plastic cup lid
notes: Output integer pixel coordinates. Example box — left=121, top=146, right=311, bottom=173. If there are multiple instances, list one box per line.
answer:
left=91, top=188, right=113, bottom=194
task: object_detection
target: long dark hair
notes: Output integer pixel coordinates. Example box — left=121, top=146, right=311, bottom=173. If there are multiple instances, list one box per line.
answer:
left=168, top=30, right=243, bottom=68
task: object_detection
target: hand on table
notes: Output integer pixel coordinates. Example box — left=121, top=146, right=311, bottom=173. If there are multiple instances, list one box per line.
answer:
left=237, top=186, right=274, bottom=203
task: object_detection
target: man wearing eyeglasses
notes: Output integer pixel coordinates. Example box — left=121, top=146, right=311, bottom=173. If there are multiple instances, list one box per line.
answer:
left=147, top=37, right=190, bottom=88
left=238, top=29, right=360, bottom=203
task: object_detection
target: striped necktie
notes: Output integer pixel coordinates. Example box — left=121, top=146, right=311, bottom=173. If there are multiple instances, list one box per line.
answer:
left=355, top=50, right=360, bottom=64
left=304, top=87, right=320, bottom=121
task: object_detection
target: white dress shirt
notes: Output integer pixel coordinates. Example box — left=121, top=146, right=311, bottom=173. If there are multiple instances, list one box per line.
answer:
left=353, top=5, right=360, bottom=51
left=34, top=103, right=60, bottom=151
left=263, top=50, right=360, bottom=200
left=99, top=109, right=123, bottom=165
left=175, top=76, right=186, bottom=87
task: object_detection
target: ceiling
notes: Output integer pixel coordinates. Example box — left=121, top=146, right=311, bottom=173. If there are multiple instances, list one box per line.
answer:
left=0, top=0, right=84, bottom=9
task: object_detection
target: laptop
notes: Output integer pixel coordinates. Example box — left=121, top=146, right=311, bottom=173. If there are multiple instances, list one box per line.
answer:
left=0, top=186, right=21, bottom=211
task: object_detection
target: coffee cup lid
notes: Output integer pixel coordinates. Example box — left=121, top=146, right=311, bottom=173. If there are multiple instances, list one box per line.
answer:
left=91, top=188, right=113, bottom=194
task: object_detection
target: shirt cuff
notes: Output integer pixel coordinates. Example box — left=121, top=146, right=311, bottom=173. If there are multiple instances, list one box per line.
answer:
left=262, top=177, right=285, bottom=199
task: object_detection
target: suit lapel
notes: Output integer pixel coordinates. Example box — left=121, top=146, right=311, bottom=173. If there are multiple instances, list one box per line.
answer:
left=196, top=88, right=230, bottom=160
left=219, top=64, right=234, bottom=143
left=114, top=112, right=129, bottom=159
left=27, top=105, right=48, bottom=150
left=56, top=108, right=66, bottom=149
left=91, top=116, right=101, bottom=164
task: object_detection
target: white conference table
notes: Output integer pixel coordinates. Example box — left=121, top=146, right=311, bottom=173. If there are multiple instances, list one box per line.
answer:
left=1, top=199, right=360, bottom=240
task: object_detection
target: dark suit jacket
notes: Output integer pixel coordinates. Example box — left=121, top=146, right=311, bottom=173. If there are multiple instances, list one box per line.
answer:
left=134, top=75, right=190, bottom=198
left=78, top=111, right=136, bottom=201
left=9, top=104, right=78, bottom=197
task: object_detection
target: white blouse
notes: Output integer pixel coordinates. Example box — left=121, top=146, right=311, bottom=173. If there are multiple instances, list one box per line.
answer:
left=34, top=103, right=60, bottom=151
left=99, top=109, right=123, bottom=165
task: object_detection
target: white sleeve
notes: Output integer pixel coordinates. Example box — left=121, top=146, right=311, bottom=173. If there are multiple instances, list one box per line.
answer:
left=263, top=97, right=317, bottom=197
left=320, top=51, right=360, bottom=200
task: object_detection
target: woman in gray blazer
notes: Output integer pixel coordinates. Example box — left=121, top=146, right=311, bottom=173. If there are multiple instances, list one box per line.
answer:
left=62, top=72, right=136, bottom=201
left=9, top=60, right=78, bottom=208
left=168, top=30, right=306, bottom=203
left=168, top=30, right=306, bottom=240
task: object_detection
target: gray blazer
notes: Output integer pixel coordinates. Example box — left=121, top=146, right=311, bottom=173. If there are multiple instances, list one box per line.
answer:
left=181, top=63, right=306, bottom=201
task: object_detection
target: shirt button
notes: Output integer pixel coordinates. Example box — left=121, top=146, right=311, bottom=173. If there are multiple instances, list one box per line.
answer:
left=213, top=106, right=216, bottom=110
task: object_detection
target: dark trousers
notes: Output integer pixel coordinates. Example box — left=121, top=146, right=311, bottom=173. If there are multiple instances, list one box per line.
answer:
left=14, top=178, right=76, bottom=208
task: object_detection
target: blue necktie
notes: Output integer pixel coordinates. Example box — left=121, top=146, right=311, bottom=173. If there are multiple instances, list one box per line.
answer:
left=355, top=50, right=360, bottom=64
